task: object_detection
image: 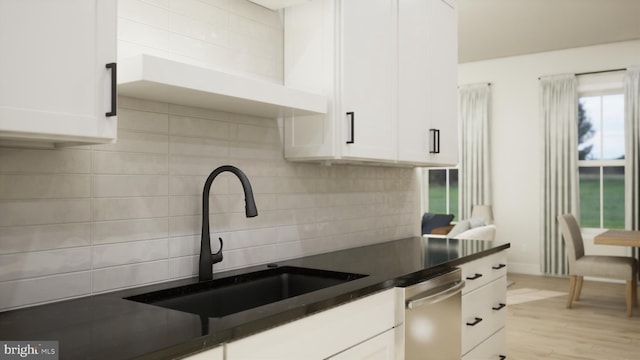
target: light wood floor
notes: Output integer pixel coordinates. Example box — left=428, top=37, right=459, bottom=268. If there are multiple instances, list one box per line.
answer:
left=506, top=273, right=640, bottom=360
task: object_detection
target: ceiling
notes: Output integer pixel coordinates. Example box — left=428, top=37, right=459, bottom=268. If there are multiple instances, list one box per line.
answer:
left=458, top=0, right=640, bottom=63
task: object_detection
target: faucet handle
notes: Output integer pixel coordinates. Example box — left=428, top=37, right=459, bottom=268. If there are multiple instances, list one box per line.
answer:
left=212, top=237, right=223, bottom=264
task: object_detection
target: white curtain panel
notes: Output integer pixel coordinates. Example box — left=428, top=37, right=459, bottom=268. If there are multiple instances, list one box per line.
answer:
left=625, top=67, right=640, bottom=231
left=540, top=74, right=578, bottom=275
left=458, top=83, right=491, bottom=220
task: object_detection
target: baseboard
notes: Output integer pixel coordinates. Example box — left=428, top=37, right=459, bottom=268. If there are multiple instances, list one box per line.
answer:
left=507, top=262, right=542, bottom=275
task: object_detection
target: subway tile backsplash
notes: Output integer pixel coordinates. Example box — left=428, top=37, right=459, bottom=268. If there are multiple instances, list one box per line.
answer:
left=118, top=0, right=284, bottom=83
left=0, top=97, right=419, bottom=311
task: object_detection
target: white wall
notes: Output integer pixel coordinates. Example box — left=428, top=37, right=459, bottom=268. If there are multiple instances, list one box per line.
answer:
left=458, top=40, right=640, bottom=274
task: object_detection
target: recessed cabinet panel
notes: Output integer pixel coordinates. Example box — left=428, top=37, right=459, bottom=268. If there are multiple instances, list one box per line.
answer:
left=398, top=0, right=458, bottom=166
left=0, top=0, right=117, bottom=146
left=340, top=0, right=397, bottom=162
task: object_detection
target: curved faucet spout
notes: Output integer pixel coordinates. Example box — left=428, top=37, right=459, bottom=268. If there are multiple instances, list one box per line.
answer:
left=200, top=165, right=258, bottom=281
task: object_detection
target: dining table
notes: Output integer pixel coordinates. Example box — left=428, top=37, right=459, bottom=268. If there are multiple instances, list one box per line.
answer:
left=594, top=229, right=640, bottom=247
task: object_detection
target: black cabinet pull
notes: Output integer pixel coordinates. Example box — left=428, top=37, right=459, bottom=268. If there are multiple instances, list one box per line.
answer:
left=492, top=303, right=506, bottom=311
left=466, top=273, right=483, bottom=280
left=466, top=317, right=483, bottom=326
left=429, top=128, right=440, bottom=154
left=346, top=112, right=354, bottom=144
left=106, top=62, right=117, bottom=117
left=492, top=263, right=506, bottom=270
left=499, top=355, right=506, bottom=360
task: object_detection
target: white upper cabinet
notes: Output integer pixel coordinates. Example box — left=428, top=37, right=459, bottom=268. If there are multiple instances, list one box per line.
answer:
left=284, top=0, right=458, bottom=166
left=398, top=0, right=458, bottom=166
left=0, top=0, right=117, bottom=146
left=340, top=0, right=397, bottom=162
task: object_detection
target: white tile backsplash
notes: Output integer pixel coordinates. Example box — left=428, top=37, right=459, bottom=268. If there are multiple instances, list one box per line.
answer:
left=0, top=223, right=91, bottom=255
left=0, top=95, right=419, bottom=310
left=0, top=272, right=92, bottom=310
left=118, top=0, right=283, bottom=82
left=0, top=200, right=91, bottom=227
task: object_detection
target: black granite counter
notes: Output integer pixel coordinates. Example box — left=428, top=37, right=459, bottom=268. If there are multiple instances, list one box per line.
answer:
left=0, top=237, right=509, bottom=359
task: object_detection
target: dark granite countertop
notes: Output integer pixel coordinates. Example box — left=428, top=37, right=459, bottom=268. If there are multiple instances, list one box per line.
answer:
left=0, top=237, right=509, bottom=359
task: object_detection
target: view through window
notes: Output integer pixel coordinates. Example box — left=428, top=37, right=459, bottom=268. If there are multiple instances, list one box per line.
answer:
left=424, top=168, right=458, bottom=221
left=577, top=93, right=625, bottom=229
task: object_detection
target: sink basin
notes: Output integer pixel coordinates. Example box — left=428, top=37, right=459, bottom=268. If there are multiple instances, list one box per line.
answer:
left=125, top=266, right=366, bottom=318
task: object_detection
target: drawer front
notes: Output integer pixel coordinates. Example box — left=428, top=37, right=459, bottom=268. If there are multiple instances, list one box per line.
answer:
left=460, top=252, right=507, bottom=295
left=462, top=276, right=507, bottom=355
left=462, top=327, right=506, bottom=360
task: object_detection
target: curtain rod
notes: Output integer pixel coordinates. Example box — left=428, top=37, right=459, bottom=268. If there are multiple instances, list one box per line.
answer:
left=576, top=68, right=626, bottom=76
left=539, top=68, right=627, bottom=80
left=458, top=82, right=491, bottom=88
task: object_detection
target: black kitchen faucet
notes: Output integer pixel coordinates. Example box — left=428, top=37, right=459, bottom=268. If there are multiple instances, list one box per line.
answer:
left=199, top=165, right=258, bottom=281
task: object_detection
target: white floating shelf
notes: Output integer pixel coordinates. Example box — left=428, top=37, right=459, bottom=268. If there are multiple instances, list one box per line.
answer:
left=118, top=55, right=326, bottom=118
left=248, top=0, right=312, bottom=10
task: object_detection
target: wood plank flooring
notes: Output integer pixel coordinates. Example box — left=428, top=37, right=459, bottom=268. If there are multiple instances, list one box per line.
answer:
left=506, top=273, right=640, bottom=360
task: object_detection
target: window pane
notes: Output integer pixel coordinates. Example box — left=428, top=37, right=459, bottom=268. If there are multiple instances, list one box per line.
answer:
left=602, top=94, right=625, bottom=160
left=578, top=96, right=601, bottom=160
left=603, top=166, right=625, bottom=229
left=579, top=167, right=600, bottom=227
left=428, top=169, right=447, bottom=214
left=449, top=169, right=458, bottom=220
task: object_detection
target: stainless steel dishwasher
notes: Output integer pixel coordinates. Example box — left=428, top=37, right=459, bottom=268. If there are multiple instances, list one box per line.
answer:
left=400, top=267, right=464, bottom=359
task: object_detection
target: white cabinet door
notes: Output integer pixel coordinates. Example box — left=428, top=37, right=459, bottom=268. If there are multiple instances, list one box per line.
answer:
left=328, top=328, right=397, bottom=360
left=425, top=0, right=458, bottom=166
left=398, top=0, right=458, bottom=166
left=182, top=346, right=224, bottom=360
left=226, top=289, right=396, bottom=360
left=284, top=0, right=397, bottom=164
left=339, top=0, right=397, bottom=162
left=0, top=0, right=117, bottom=146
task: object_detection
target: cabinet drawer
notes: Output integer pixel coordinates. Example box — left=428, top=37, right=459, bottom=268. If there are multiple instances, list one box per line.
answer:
left=462, top=327, right=506, bottom=360
left=460, top=252, right=507, bottom=295
left=462, top=276, right=507, bottom=355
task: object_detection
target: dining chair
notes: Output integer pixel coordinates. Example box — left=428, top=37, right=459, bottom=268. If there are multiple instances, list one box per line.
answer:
left=557, top=213, right=638, bottom=316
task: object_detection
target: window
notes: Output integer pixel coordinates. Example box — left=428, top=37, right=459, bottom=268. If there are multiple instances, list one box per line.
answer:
left=577, top=92, right=625, bottom=229
left=422, top=167, right=458, bottom=220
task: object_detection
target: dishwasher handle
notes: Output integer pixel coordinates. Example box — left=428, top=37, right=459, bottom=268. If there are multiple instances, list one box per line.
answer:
left=406, top=280, right=465, bottom=310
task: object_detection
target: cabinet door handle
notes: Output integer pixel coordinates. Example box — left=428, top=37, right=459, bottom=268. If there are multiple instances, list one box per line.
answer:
left=492, top=303, right=506, bottom=311
left=466, top=273, right=483, bottom=280
left=105, top=62, right=117, bottom=117
left=429, top=128, right=440, bottom=154
left=492, top=263, right=506, bottom=270
left=466, top=317, right=483, bottom=326
left=346, top=112, right=355, bottom=144
left=499, top=356, right=507, bottom=360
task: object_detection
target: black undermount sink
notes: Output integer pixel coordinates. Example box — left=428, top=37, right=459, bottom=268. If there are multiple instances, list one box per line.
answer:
left=125, top=266, right=367, bottom=318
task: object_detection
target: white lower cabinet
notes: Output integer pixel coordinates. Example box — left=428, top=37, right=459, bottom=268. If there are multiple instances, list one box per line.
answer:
left=225, top=288, right=400, bottom=360
left=459, top=251, right=508, bottom=359
left=183, top=346, right=224, bottom=360
left=462, top=328, right=506, bottom=360
left=328, top=328, right=397, bottom=360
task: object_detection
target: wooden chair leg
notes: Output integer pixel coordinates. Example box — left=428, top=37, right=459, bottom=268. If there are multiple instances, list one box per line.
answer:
left=633, top=273, right=638, bottom=308
left=567, top=275, right=576, bottom=309
left=626, top=280, right=633, bottom=317
left=574, top=276, right=583, bottom=301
